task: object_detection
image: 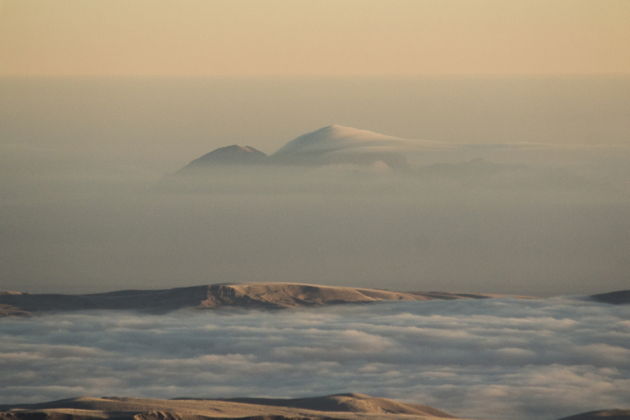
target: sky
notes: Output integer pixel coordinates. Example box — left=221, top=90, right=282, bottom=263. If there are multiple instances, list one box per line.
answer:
left=1, top=0, right=630, bottom=77
left=1, top=78, right=630, bottom=296
left=1, top=2, right=630, bottom=296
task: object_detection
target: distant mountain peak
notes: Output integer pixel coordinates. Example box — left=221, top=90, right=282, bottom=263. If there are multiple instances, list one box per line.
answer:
left=197, top=144, right=266, bottom=159
left=307, top=123, right=386, bottom=137
left=218, top=144, right=261, bottom=153
left=270, top=125, right=408, bottom=167
left=179, top=144, right=268, bottom=173
left=274, top=124, right=403, bottom=155
left=177, top=125, right=418, bottom=174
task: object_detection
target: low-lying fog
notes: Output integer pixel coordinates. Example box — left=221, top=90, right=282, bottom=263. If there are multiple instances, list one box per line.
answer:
left=1, top=77, right=630, bottom=295
left=3, top=145, right=629, bottom=296
left=1, top=298, right=629, bottom=420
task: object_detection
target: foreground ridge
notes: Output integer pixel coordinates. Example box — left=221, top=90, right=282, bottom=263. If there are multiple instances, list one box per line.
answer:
left=3, top=394, right=627, bottom=420
left=0, top=393, right=459, bottom=420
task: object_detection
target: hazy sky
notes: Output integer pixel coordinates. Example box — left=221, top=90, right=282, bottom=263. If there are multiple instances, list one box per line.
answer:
left=1, top=2, right=630, bottom=296
left=1, top=76, right=630, bottom=295
left=1, top=0, right=630, bottom=77
left=2, top=81, right=630, bottom=296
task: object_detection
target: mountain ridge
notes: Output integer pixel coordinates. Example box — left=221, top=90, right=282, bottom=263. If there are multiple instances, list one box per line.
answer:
left=0, top=282, right=500, bottom=316
left=3, top=394, right=627, bottom=420
left=179, top=144, right=268, bottom=173
left=0, top=393, right=459, bottom=420
left=2, top=283, right=625, bottom=317
left=589, top=290, right=630, bottom=305
left=557, top=409, right=630, bottom=419
left=178, top=125, right=432, bottom=172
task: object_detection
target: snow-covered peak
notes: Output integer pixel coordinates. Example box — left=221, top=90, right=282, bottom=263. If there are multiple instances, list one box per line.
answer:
left=178, top=125, right=453, bottom=174
left=273, top=124, right=405, bottom=156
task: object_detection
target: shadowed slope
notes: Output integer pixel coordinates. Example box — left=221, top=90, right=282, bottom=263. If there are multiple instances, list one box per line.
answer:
left=590, top=290, right=630, bottom=305
left=179, top=145, right=268, bottom=173
left=0, top=285, right=210, bottom=314
left=0, top=304, right=31, bottom=317
left=558, top=409, right=630, bottom=419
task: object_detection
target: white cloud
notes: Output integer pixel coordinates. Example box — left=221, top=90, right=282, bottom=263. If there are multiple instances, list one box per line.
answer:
left=0, top=298, right=629, bottom=420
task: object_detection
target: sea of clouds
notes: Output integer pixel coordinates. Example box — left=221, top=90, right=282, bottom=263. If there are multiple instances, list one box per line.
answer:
left=1, top=297, right=629, bottom=420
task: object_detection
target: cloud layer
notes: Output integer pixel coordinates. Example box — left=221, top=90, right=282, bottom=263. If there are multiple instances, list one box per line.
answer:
left=1, top=298, right=629, bottom=420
